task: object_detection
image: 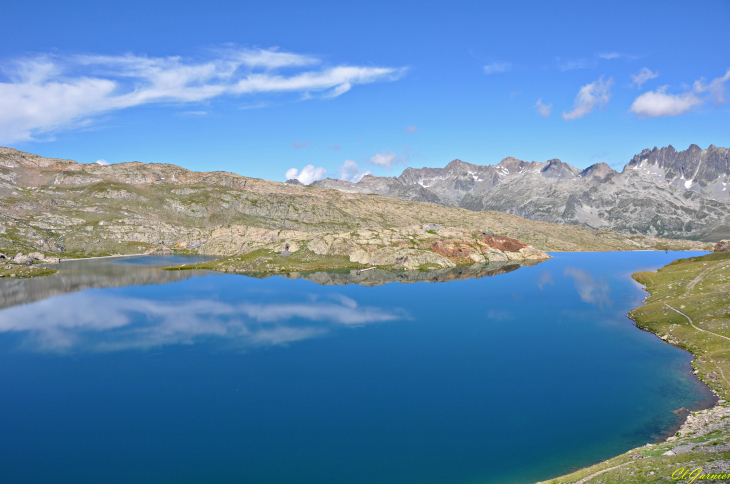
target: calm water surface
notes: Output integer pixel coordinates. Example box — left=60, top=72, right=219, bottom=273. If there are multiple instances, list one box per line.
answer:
left=0, top=252, right=715, bottom=484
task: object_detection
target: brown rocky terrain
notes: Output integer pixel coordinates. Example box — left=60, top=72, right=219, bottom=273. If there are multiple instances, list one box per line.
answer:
left=0, top=147, right=709, bottom=275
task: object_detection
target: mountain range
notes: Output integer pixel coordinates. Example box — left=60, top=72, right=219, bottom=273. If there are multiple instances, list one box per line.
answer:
left=312, top=144, right=730, bottom=241
left=0, top=146, right=701, bottom=265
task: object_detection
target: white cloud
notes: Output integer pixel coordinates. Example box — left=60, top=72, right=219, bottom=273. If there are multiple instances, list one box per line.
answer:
left=0, top=47, right=406, bottom=143
left=405, top=125, right=418, bottom=133
left=598, top=52, right=621, bottom=60
left=370, top=152, right=397, bottom=168
left=322, top=82, right=351, bottom=98
left=629, top=88, right=702, bottom=118
left=292, top=140, right=312, bottom=149
left=693, top=68, right=730, bottom=104
left=629, top=69, right=730, bottom=118
left=483, top=61, right=512, bottom=74
left=557, top=58, right=596, bottom=71
left=239, top=101, right=269, bottom=110
left=533, top=98, right=552, bottom=117
left=630, top=67, right=659, bottom=88
left=368, top=149, right=409, bottom=169
left=562, top=76, right=613, bottom=120
left=338, top=160, right=370, bottom=183
left=328, top=143, right=342, bottom=151
left=95, top=159, right=110, bottom=165
left=598, top=52, right=638, bottom=61
left=285, top=165, right=327, bottom=184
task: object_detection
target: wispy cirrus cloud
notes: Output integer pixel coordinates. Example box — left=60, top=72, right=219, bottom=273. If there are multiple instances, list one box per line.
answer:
left=292, top=140, right=312, bottom=149
left=558, top=52, right=638, bottom=71
left=557, top=58, right=596, bottom=71
left=630, top=67, right=659, bottom=88
left=483, top=61, right=512, bottom=74
left=598, top=52, right=622, bottom=60
left=338, top=160, right=370, bottom=183
left=629, top=68, right=730, bottom=118
left=368, top=149, right=409, bottom=169
left=533, top=98, right=552, bottom=117
left=598, top=52, right=639, bottom=61
left=562, top=76, right=613, bottom=120
left=0, top=47, right=406, bottom=143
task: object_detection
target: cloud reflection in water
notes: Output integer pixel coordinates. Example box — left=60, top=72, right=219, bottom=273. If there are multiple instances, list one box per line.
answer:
left=0, top=292, right=405, bottom=353
left=563, top=267, right=612, bottom=307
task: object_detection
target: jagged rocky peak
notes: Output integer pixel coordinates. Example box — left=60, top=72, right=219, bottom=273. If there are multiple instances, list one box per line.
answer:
left=495, top=156, right=534, bottom=173
left=625, top=143, right=730, bottom=189
left=443, top=159, right=482, bottom=172
left=580, top=163, right=617, bottom=181
left=540, top=159, right=581, bottom=179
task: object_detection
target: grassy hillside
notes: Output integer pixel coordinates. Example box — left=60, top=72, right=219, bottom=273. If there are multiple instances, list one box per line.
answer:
left=538, top=252, right=730, bottom=484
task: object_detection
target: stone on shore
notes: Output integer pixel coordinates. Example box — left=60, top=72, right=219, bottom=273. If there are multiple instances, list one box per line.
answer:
left=715, top=239, right=730, bottom=252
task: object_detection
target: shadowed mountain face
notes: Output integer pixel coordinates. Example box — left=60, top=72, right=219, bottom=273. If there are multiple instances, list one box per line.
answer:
left=313, top=144, right=730, bottom=241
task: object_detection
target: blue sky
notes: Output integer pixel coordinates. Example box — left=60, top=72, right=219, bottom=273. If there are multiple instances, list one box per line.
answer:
left=2, top=0, right=729, bottom=183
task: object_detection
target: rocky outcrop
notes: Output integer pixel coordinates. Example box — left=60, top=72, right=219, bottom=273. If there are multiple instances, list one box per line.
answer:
left=195, top=224, right=550, bottom=272
left=715, top=240, right=730, bottom=252
left=7, top=252, right=60, bottom=265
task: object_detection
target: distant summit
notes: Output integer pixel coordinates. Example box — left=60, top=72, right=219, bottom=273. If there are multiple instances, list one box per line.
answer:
left=313, top=145, right=730, bottom=241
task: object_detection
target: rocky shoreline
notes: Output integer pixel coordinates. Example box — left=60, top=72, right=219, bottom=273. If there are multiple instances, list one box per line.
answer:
left=538, top=250, right=730, bottom=484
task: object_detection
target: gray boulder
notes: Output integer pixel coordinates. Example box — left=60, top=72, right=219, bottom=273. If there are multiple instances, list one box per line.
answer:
left=12, top=253, right=32, bottom=265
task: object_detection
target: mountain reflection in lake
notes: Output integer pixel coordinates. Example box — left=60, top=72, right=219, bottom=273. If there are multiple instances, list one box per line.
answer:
left=0, top=252, right=716, bottom=484
left=0, top=256, right=531, bottom=352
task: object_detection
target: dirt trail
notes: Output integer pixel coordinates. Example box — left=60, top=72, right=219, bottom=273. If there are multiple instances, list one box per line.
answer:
left=573, top=462, right=633, bottom=484
left=665, top=303, right=730, bottom=343
left=685, top=260, right=730, bottom=294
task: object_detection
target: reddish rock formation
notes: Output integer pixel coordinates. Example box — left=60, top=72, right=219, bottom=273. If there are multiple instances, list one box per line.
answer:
left=715, top=240, right=730, bottom=252
left=481, top=234, right=528, bottom=252
left=431, top=240, right=479, bottom=259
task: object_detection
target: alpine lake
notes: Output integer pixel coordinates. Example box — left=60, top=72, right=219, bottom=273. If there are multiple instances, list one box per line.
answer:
left=0, top=251, right=715, bottom=484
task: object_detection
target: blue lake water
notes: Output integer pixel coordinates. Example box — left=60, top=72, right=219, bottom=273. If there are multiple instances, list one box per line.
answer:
left=0, top=252, right=715, bottom=484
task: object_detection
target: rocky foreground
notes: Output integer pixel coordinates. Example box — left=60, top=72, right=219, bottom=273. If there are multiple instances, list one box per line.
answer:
left=0, top=147, right=709, bottom=276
